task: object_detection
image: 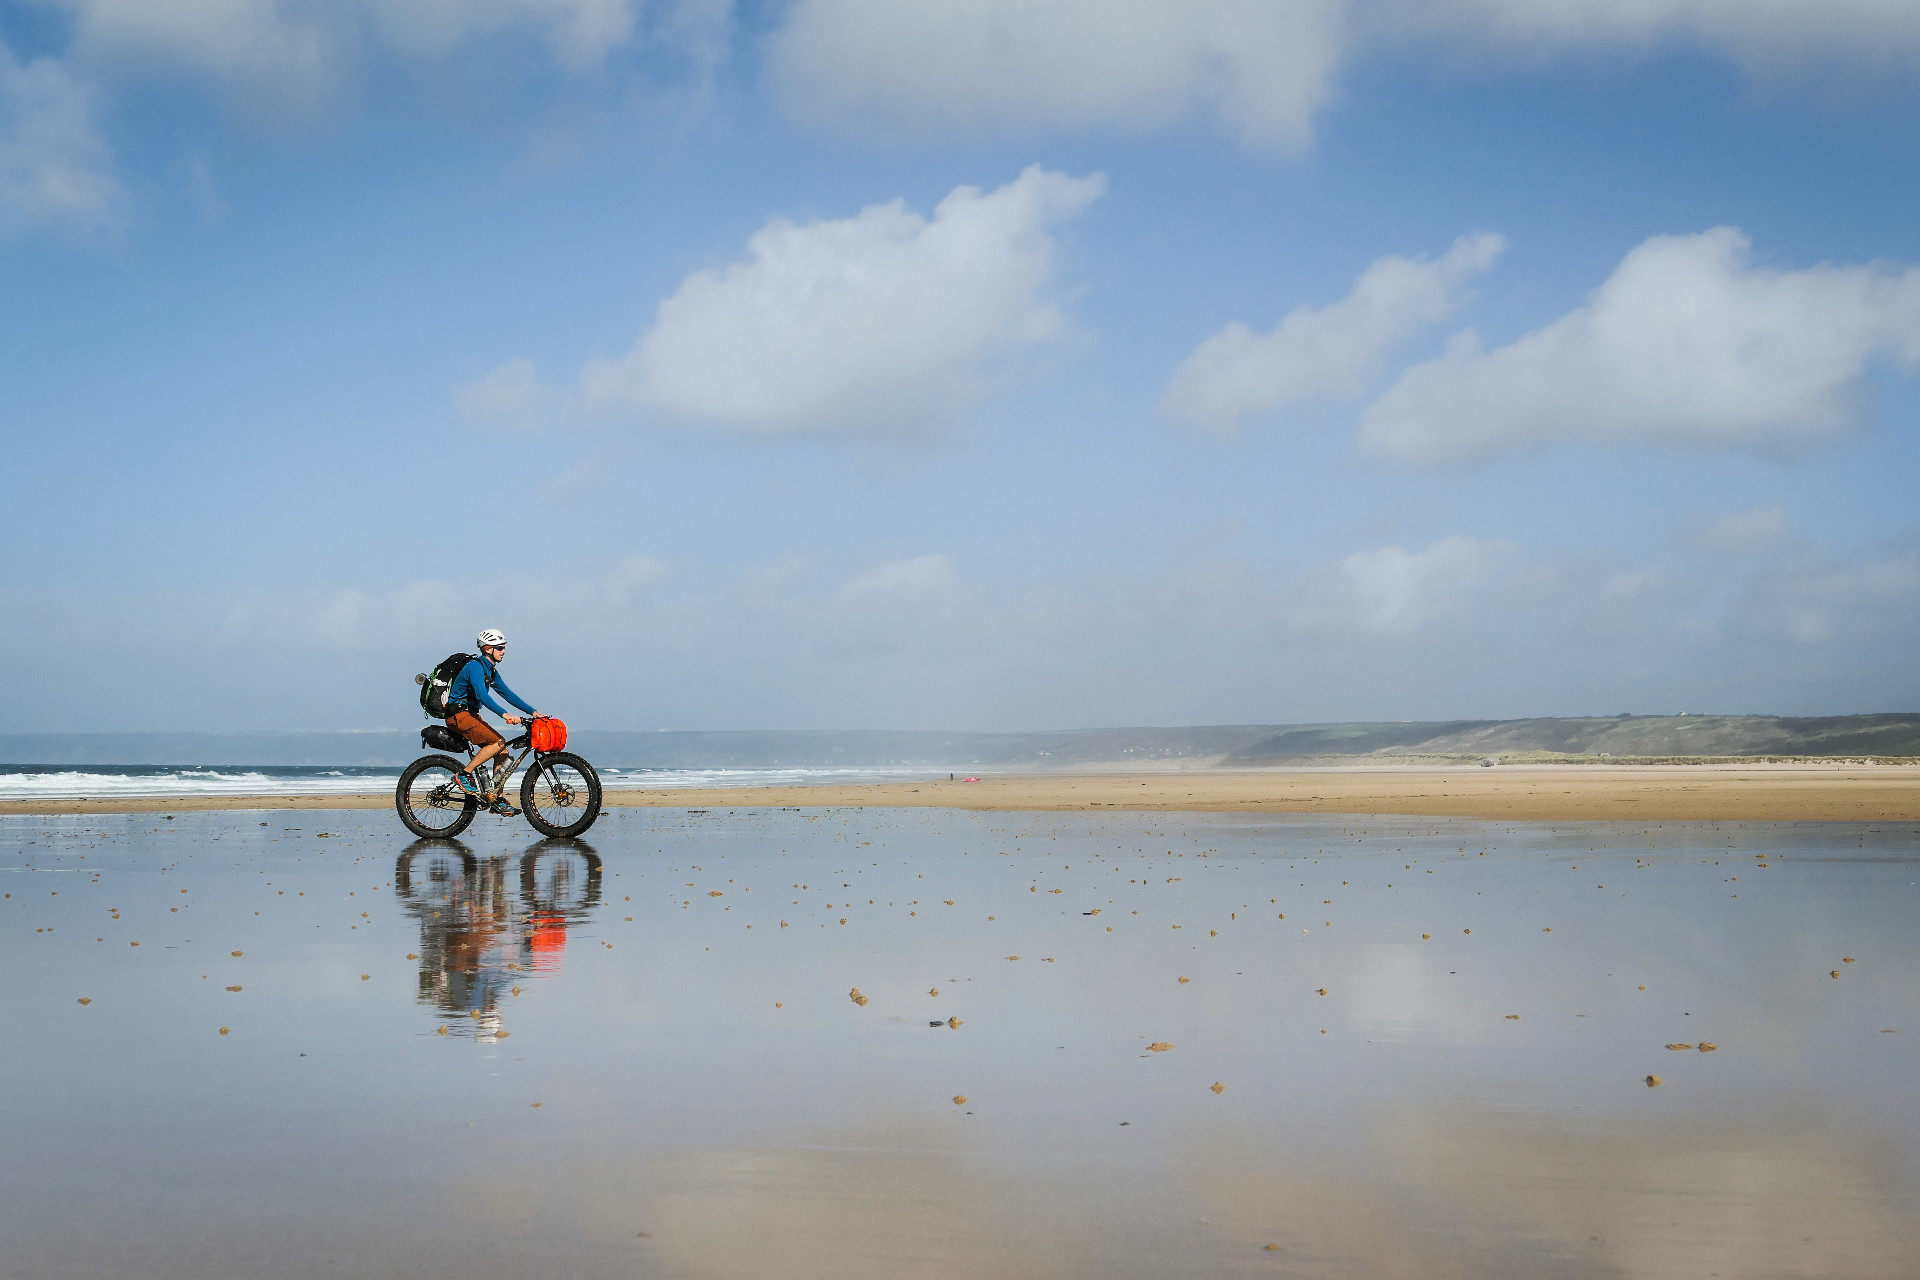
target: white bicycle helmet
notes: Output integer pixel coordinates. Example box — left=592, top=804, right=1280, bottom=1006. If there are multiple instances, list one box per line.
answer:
left=477, top=629, right=507, bottom=648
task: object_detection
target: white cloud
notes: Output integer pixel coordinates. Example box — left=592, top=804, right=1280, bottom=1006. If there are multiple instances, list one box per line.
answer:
left=838, top=553, right=959, bottom=599
left=597, top=552, right=671, bottom=610
left=766, top=0, right=1343, bottom=148
left=18, top=0, right=1919, bottom=197
left=1767, top=555, right=1920, bottom=645
left=1361, top=227, right=1920, bottom=463
left=1688, top=505, right=1791, bottom=555
left=46, top=0, right=669, bottom=117
left=215, top=551, right=672, bottom=652
left=581, top=166, right=1104, bottom=434
left=455, top=356, right=550, bottom=422
left=20, top=0, right=1920, bottom=178
left=1413, top=0, right=1920, bottom=71
left=216, top=576, right=467, bottom=651
left=0, top=41, right=121, bottom=235
left=1331, top=535, right=1516, bottom=632
left=1163, top=233, right=1503, bottom=427
left=734, top=555, right=816, bottom=608
left=370, top=0, right=642, bottom=68
left=764, top=1, right=1920, bottom=149
left=52, top=0, right=347, bottom=116
left=817, top=554, right=969, bottom=652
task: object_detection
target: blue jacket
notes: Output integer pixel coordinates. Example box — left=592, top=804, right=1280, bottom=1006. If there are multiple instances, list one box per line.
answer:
left=448, top=656, right=536, bottom=718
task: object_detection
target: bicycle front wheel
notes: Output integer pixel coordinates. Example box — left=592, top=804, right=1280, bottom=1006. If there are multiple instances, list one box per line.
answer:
left=397, top=754, right=478, bottom=838
left=519, top=751, right=602, bottom=838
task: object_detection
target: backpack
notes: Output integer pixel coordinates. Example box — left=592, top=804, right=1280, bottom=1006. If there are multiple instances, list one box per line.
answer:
left=416, top=652, right=473, bottom=720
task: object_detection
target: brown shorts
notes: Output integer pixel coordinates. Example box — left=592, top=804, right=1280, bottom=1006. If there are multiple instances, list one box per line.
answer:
left=446, top=710, right=502, bottom=749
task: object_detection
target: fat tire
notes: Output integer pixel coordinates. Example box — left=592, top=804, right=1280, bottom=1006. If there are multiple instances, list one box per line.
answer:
left=397, top=754, right=478, bottom=839
left=520, top=751, right=602, bottom=839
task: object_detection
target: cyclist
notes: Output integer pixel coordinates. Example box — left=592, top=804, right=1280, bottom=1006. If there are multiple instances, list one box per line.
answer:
left=447, top=629, right=540, bottom=814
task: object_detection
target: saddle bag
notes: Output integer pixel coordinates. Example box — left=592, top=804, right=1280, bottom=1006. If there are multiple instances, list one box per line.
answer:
left=421, top=724, right=468, bottom=754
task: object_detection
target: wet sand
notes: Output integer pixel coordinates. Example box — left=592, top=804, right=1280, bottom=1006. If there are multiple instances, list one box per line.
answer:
left=4, top=806, right=1916, bottom=1278
left=8, top=763, right=1920, bottom=820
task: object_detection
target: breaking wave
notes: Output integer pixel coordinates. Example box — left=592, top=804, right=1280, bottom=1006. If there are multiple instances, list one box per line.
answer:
left=0, top=764, right=939, bottom=800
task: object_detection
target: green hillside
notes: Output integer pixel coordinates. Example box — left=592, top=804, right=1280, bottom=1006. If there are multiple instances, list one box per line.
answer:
left=1225, top=713, right=1920, bottom=762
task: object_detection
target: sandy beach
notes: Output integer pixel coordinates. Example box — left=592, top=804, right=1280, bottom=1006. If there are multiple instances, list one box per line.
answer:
left=6, top=763, right=1918, bottom=821
left=7, top=804, right=1916, bottom=1279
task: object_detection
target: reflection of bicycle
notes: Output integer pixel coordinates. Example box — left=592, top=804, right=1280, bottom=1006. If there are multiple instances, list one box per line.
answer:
left=394, top=838, right=479, bottom=898
left=521, top=840, right=603, bottom=917
left=393, top=838, right=602, bottom=1035
left=517, top=841, right=603, bottom=973
left=395, top=719, right=602, bottom=840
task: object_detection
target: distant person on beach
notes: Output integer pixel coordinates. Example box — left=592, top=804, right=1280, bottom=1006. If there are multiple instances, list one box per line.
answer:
left=447, top=629, right=540, bottom=813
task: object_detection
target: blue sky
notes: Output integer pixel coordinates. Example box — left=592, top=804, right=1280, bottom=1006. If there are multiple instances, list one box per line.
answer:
left=5, top=1, right=1920, bottom=733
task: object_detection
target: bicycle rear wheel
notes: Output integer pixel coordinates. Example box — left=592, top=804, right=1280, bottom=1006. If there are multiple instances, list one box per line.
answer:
left=519, top=751, right=602, bottom=838
left=397, top=754, right=478, bottom=838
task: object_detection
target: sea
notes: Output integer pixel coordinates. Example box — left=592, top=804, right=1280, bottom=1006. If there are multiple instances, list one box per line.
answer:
left=0, top=763, right=941, bottom=800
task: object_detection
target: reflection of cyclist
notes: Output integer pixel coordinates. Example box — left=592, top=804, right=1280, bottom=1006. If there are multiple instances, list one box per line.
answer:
left=394, top=842, right=512, bottom=1037
left=448, top=629, right=540, bottom=815
left=394, top=840, right=602, bottom=1039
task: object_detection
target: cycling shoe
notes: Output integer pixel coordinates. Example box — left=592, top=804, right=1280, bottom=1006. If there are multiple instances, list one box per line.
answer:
left=489, top=798, right=521, bottom=817
left=453, top=771, right=485, bottom=798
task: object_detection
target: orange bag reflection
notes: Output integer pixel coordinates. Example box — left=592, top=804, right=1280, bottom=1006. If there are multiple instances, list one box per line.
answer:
left=529, top=915, right=567, bottom=952
left=525, top=913, right=567, bottom=972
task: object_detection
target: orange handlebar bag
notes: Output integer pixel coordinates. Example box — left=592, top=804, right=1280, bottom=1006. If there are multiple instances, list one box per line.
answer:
left=529, top=716, right=567, bottom=752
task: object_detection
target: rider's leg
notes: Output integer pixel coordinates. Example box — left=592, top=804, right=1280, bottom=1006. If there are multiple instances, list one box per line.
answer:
left=446, top=712, right=504, bottom=790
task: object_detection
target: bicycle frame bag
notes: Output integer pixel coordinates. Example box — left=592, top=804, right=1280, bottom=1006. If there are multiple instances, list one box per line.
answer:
left=421, top=724, right=468, bottom=754
left=417, top=652, right=473, bottom=719
left=529, top=716, right=567, bottom=753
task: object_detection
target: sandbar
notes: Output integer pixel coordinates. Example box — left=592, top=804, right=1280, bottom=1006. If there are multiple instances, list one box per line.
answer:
left=6, top=763, right=1918, bottom=821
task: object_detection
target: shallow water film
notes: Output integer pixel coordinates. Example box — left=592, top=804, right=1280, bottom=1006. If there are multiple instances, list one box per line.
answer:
left=6, top=809, right=1917, bottom=1279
